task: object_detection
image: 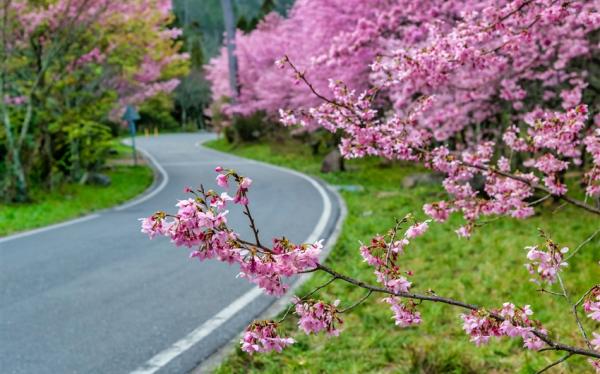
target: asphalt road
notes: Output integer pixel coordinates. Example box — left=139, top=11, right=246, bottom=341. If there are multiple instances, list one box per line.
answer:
left=0, top=133, right=340, bottom=374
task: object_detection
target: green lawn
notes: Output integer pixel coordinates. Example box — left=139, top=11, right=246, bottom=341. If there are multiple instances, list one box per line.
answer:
left=205, top=138, right=599, bottom=374
left=0, top=142, right=153, bottom=237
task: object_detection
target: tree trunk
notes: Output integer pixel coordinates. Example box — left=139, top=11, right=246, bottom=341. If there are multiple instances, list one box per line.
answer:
left=2, top=112, right=29, bottom=202
left=11, top=149, right=28, bottom=202
left=221, top=0, right=239, bottom=101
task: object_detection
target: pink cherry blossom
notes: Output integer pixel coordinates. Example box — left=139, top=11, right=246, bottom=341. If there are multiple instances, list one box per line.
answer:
left=240, top=321, right=295, bottom=354
left=384, top=297, right=421, bottom=328
left=524, top=240, right=569, bottom=285
left=405, top=220, right=430, bottom=239
left=592, top=332, right=600, bottom=351
left=139, top=213, right=168, bottom=239
left=216, top=173, right=229, bottom=188
left=462, top=303, right=546, bottom=350
left=294, top=298, right=342, bottom=336
left=584, top=289, right=600, bottom=322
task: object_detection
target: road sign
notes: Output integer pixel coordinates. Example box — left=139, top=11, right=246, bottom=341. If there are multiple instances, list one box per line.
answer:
left=122, top=105, right=140, bottom=165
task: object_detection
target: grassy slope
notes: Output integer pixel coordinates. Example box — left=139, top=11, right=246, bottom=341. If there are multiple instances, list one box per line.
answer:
left=206, top=138, right=599, bottom=374
left=0, top=142, right=153, bottom=237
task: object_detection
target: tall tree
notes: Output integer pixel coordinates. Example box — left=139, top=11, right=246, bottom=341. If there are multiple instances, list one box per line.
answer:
left=0, top=0, right=188, bottom=201
left=220, top=0, right=239, bottom=101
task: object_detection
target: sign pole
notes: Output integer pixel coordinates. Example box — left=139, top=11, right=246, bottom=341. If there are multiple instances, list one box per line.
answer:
left=122, top=105, right=141, bottom=166
left=129, top=120, right=137, bottom=165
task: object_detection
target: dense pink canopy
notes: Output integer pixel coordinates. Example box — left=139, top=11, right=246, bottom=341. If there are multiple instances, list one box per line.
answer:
left=206, top=0, right=393, bottom=115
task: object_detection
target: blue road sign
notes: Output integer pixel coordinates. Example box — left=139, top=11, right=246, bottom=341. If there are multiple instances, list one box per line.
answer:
left=122, top=105, right=140, bottom=165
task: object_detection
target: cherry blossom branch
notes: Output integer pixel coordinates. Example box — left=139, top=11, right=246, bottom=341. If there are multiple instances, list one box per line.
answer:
left=312, top=263, right=600, bottom=359
left=141, top=167, right=600, bottom=369
left=458, top=161, right=600, bottom=216
left=280, top=55, right=375, bottom=126
left=281, top=57, right=600, bottom=219
left=232, top=189, right=600, bottom=361
left=243, top=203, right=263, bottom=248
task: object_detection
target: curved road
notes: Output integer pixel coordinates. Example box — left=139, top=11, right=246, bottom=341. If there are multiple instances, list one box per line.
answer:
left=0, top=133, right=340, bottom=374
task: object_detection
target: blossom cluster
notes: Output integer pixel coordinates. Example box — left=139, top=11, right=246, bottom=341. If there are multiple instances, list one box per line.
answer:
left=240, top=320, right=295, bottom=354
left=270, top=0, right=600, bottom=237
left=359, top=216, right=429, bottom=324
left=294, top=298, right=343, bottom=336
left=280, top=58, right=599, bottom=236
left=461, top=303, right=546, bottom=350
left=140, top=167, right=322, bottom=296
left=524, top=235, right=569, bottom=285
left=384, top=297, right=421, bottom=327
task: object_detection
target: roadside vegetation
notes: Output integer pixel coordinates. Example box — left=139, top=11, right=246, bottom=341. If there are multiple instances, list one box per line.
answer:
left=0, top=141, right=152, bottom=237
left=206, top=137, right=599, bottom=373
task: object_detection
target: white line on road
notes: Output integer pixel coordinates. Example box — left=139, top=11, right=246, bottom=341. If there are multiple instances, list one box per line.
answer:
left=114, top=146, right=169, bottom=211
left=130, top=287, right=264, bottom=374
left=130, top=146, right=334, bottom=374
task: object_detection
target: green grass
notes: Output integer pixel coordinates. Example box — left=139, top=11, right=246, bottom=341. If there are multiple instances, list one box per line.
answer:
left=206, top=138, right=600, bottom=374
left=0, top=143, right=153, bottom=237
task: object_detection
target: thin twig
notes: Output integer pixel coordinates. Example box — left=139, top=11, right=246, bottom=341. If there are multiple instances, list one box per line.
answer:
left=557, top=273, right=592, bottom=350
left=565, top=228, right=600, bottom=261
left=301, top=276, right=339, bottom=300
left=537, top=288, right=564, bottom=297
left=339, top=290, right=373, bottom=313
left=575, top=285, right=598, bottom=308
left=536, top=353, right=573, bottom=374
left=529, top=194, right=552, bottom=207
left=243, top=203, right=263, bottom=248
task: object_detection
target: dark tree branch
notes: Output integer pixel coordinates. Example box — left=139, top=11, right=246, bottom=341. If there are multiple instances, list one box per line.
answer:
left=536, top=353, right=573, bottom=374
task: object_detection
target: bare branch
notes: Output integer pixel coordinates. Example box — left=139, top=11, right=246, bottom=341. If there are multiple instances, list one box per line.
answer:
left=565, top=228, right=600, bottom=261
left=339, top=290, right=373, bottom=313
left=536, top=353, right=573, bottom=374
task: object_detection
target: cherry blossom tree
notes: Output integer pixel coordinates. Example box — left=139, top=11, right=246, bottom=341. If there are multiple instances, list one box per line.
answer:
left=206, top=0, right=394, bottom=116
left=1, top=0, right=188, bottom=201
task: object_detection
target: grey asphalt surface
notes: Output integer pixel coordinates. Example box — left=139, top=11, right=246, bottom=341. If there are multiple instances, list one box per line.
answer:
left=0, top=133, right=340, bottom=374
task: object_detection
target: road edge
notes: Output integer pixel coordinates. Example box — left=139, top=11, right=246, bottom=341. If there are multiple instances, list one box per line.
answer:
left=189, top=144, right=348, bottom=374
left=0, top=141, right=164, bottom=244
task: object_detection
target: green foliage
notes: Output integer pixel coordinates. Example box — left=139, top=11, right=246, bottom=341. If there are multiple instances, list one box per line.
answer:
left=206, top=138, right=599, bottom=373
left=0, top=1, right=188, bottom=202
left=219, top=112, right=279, bottom=143
left=57, top=119, right=113, bottom=181
left=138, top=93, right=180, bottom=131
left=174, top=69, right=212, bottom=129
left=231, top=112, right=271, bottom=142
left=0, top=164, right=152, bottom=236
